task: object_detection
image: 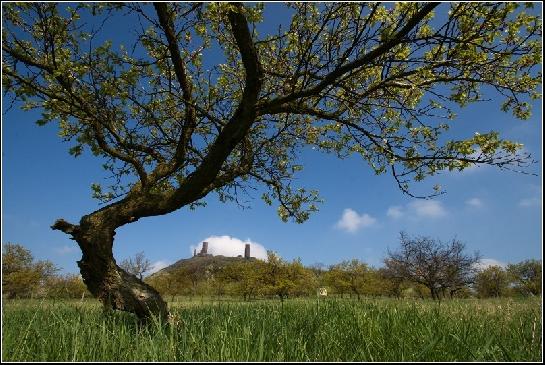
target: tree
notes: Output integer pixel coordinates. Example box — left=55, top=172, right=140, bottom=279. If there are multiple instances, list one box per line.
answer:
left=2, top=3, right=540, bottom=318
left=45, top=273, right=91, bottom=299
left=205, top=262, right=231, bottom=299
left=385, top=232, right=480, bottom=300
left=224, top=259, right=265, bottom=301
left=363, top=267, right=393, bottom=297
left=324, top=265, right=351, bottom=298
left=146, top=271, right=184, bottom=302
left=289, top=258, right=318, bottom=297
left=475, top=265, right=509, bottom=298
left=261, top=251, right=293, bottom=302
left=507, top=259, right=542, bottom=296
left=377, top=266, right=409, bottom=298
left=438, top=242, right=481, bottom=298
left=119, top=251, right=152, bottom=280
left=2, top=243, right=58, bottom=298
left=328, top=259, right=369, bottom=300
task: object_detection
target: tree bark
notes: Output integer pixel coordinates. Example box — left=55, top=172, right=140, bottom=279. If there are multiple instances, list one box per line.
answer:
left=45, top=2, right=264, bottom=322
left=51, top=216, right=168, bottom=321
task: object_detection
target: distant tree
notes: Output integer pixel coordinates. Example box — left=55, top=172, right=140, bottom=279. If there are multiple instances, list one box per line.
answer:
left=309, top=262, right=327, bottom=273
left=507, top=259, right=542, bottom=296
left=195, top=278, right=213, bottom=300
left=385, top=232, right=480, bottom=300
left=120, top=251, right=152, bottom=280
left=45, top=274, right=91, bottom=299
left=411, top=284, right=431, bottom=299
left=324, top=265, right=351, bottom=298
left=378, top=266, right=409, bottom=298
left=206, top=263, right=231, bottom=298
left=439, top=242, right=482, bottom=298
left=289, top=258, right=318, bottom=297
left=3, top=2, right=540, bottom=319
left=185, top=266, right=205, bottom=299
left=146, top=271, right=186, bottom=302
left=474, top=265, right=509, bottom=298
left=329, top=259, right=369, bottom=300
left=2, top=243, right=58, bottom=298
left=308, top=263, right=327, bottom=286
left=261, top=251, right=296, bottom=302
left=363, top=267, right=391, bottom=297
left=224, top=259, right=265, bottom=301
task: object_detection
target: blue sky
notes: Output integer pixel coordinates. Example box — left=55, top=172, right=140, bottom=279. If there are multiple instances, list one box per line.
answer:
left=1, top=3, right=542, bottom=275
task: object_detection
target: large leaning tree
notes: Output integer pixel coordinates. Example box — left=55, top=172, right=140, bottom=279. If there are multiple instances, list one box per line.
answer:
left=2, top=2, right=541, bottom=318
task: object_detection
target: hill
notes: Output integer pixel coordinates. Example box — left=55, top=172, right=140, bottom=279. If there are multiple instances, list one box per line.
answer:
left=147, top=254, right=258, bottom=279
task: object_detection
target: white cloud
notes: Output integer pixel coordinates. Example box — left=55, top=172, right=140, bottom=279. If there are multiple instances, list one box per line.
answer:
left=473, top=258, right=507, bottom=271
left=148, top=260, right=171, bottom=275
left=54, top=245, right=78, bottom=255
left=190, top=235, right=268, bottom=260
left=466, top=197, right=483, bottom=208
left=387, top=200, right=447, bottom=221
left=408, top=200, right=447, bottom=218
left=386, top=206, right=404, bottom=219
left=519, top=197, right=541, bottom=208
left=335, top=208, right=377, bottom=233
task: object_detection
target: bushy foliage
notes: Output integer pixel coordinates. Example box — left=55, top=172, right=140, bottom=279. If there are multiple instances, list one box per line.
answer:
left=4, top=242, right=539, bottom=301
left=475, top=265, right=510, bottom=298
left=507, top=259, right=542, bottom=296
left=2, top=243, right=58, bottom=298
left=44, top=274, right=91, bottom=299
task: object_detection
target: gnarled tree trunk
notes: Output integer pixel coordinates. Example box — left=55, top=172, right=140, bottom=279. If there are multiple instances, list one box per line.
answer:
left=51, top=214, right=168, bottom=321
left=46, top=2, right=264, bottom=321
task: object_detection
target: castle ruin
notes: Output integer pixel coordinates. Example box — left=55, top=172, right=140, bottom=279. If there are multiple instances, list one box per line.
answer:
left=193, top=241, right=253, bottom=259
left=244, top=243, right=250, bottom=259
left=194, top=241, right=212, bottom=257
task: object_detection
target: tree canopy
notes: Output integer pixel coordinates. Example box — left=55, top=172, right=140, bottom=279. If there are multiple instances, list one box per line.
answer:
left=2, top=2, right=541, bottom=224
left=507, top=259, right=542, bottom=296
left=475, top=265, right=509, bottom=298
left=2, top=243, right=58, bottom=298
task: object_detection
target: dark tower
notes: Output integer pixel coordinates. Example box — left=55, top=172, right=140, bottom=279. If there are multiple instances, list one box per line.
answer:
left=200, top=241, right=209, bottom=255
left=244, top=243, right=250, bottom=259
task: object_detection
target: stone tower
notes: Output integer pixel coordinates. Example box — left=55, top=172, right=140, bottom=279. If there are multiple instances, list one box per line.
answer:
left=244, top=243, right=250, bottom=259
left=200, top=241, right=209, bottom=255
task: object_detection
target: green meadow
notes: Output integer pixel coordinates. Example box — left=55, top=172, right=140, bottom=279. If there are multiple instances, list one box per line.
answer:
left=2, top=297, right=541, bottom=362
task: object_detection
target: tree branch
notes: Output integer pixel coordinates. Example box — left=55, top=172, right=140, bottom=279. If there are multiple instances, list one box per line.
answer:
left=51, top=219, right=79, bottom=236
left=154, top=3, right=197, bottom=167
left=258, top=2, right=439, bottom=110
left=3, top=45, right=150, bottom=186
left=152, top=3, right=264, bottom=211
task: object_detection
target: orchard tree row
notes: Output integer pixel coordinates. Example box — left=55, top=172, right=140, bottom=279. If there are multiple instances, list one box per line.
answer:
left=145, top=234, right=541, bottom=301
left=4, top=233, right=540, bottom=301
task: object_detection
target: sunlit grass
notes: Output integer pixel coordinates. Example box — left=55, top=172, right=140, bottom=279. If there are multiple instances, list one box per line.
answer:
left=2, top=297, right=541, bottom=361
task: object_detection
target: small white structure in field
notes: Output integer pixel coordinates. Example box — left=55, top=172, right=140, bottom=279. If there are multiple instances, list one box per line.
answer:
left=317, top=287, right=328, bottom=297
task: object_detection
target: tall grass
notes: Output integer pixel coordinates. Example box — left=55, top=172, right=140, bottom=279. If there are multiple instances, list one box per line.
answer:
left=2, top=297, right=541, bottom=361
